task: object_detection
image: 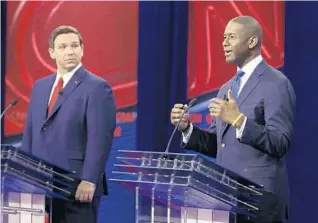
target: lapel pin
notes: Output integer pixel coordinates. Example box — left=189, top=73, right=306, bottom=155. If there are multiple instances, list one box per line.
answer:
left=74, top=80, right=79, bottom=84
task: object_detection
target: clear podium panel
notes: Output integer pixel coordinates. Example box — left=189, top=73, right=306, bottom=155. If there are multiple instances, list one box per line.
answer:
left=1, top=190, right=47, bottom=223
left=134, top=186, right=236, bottom=223
left=116, top=150, right=262, bottom=189
left=112, top=164, right=261, bottom=204
left=115, top=179, right=256, bottom=218
left=110, top=150, right=267, bottom=222
left=1, top=146, right=76, bottom=199
left=1, top=145, right=78, bottom=223
left=135, top=187, right=181, bottom=223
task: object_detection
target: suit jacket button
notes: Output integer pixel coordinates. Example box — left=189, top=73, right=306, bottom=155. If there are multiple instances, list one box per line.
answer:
left=42, top=127, right=47, bottom=131
left=221, top=143, right=225, bottom=148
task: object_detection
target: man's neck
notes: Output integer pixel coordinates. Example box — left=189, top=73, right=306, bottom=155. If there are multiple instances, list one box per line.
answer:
left=57, top=63, right=82, bottom=75
left=237, top=52, right=261, bottom=69
left=57, top=69, right=68, bottom=76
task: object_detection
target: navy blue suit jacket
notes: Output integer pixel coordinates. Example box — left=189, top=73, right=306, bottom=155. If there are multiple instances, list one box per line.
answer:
left=21, top=66, right=116, bottom=197
left=183, top=61, right=296, bottom=222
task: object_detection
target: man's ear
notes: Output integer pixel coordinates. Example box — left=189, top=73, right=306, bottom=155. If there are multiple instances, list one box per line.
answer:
left=248, top=35, right=258, bottom=49
left=48, top=48, right=55, bottom=59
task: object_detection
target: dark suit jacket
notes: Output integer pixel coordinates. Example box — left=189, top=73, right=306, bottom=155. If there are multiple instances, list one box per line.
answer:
left=21, top=66, right=116, bottom=197
left=183, top=61, right=296, bottom=222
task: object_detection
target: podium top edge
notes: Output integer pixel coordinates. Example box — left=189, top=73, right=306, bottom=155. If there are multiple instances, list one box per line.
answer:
left=115, top=150, right=263, bottom=188
left=1, top=145, right=74, bottom=174
left=117, top=150, right=197, bottom=156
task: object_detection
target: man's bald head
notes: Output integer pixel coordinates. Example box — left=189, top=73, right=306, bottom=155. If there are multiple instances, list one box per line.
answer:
left=223, top=16, right=263, bottom=67
left=230, top=16, right=263, bottom=48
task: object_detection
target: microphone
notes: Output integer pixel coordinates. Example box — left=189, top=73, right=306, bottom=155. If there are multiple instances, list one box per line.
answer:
left=0, top=99, right=18, bottom=120
left=164, top=98, right=197, bottom=153
left=58, top=90, right=63, bottom=95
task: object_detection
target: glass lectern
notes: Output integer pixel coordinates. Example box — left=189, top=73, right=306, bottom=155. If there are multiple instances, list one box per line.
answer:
left=110, top=150, right=264, bottom=223
left=1, top=145, right=77, bottom=223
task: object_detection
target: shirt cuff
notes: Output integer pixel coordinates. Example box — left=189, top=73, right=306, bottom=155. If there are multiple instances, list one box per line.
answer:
left=82, top=180, right=96, bottom=186
left=182, top=123, right=194, bottom=143
left=236, top=116, right=247, bottom=139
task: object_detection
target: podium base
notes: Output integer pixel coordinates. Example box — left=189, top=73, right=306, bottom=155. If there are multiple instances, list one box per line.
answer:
left=1, top=192, right=46, bottom=223
left=181, top=207, right=231, bottom=223
left=136, top=204, right=234, bottom=223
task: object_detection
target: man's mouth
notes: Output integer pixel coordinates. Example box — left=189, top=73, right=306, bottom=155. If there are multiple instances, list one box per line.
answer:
left=224, top=50, right=232, bottom=57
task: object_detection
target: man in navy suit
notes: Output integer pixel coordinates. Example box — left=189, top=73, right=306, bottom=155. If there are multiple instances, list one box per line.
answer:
left=22, top=25, right=116, bottom=223
left=171, top=16, right=296, bottom=223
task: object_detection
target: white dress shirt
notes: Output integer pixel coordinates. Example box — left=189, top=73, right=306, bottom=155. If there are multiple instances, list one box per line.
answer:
left=183, top=55, right=263, bottom=143
left=48, top=63, right=82, bottom=104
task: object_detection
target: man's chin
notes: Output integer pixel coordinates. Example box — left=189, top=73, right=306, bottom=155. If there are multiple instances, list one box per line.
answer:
left=225, top=57, right=235, bottom=64
left=65, top=62, right=78, bottom=70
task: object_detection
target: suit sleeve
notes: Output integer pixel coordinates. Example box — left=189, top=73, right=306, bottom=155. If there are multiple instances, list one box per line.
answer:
left=81, top=82, right=116, bottom=184
left=182, top=124, right=217, bottom=158
left=21, top=84, right=36, bottom=153
left=181, top=88, right=223, bottom=158
left=240, top=78, right=296, bottom=158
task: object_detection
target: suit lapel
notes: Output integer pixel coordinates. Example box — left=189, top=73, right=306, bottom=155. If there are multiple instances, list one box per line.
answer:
left=220, top=61, right=268, bottom=138
left=235, top=61, right=267, bottom=108
left=43, top=66, right=87, bottom=125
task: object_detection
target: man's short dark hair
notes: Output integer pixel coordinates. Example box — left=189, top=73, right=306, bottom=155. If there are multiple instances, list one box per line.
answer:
left=49, top=25, right=83, bottom=49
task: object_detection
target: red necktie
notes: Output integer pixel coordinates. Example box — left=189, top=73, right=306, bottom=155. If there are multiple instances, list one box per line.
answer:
left=48, top=77, right=64, bottom=114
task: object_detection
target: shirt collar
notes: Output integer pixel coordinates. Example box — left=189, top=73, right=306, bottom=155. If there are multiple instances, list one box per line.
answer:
left=237, top=55, right=263, bottom=76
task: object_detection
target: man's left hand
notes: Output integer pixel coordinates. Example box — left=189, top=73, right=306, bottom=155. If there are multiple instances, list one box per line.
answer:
left=209, top=89, right=241, bottom=125
left=75, top=180, right=96, bottom=203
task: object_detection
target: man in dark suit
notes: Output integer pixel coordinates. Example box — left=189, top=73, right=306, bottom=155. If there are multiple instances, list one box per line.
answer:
left=171, top=16, right=296, bottom=223
left=21, top=25, right=116, bottom=223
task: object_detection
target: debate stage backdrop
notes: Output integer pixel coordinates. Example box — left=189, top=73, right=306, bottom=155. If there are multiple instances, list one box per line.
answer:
left=2, top=1, right=304, bottom=223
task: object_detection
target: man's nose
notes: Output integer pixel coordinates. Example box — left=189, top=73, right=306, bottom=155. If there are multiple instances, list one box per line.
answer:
left=223, top=39, right=229, bottom=47
left=65, top=46, right=74, bottom=55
